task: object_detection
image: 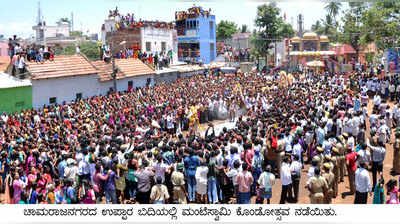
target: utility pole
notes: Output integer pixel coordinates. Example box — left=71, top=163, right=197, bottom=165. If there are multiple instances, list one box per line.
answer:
left=110, top=33, right=117, bottom=93
left=274, top=42, right=277, bottom=66
left=286, top=40, right=291, bottom=73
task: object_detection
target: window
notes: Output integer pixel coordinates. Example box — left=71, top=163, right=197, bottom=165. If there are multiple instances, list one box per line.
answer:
left=76, top=93, right=82, bottom=100
left=15, top=101, right=24, bottom=107
left=146, top=42, right=151, bottom=52
left=128, top=81, right=133, bottom=88
left=161, top=42, right=166, bottom=52
left=49, top=97, right=57, bottom=104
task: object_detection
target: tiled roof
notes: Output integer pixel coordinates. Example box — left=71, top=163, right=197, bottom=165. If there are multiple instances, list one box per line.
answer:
left=26, top=54, right=98, bottom=80
left=93, top=58, right=155, bottom=82
left=0, top=56, right=10, bottom=72
left=92, top=60, right=114, bottom=82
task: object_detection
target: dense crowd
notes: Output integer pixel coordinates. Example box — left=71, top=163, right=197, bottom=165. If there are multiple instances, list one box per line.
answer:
left=8, top=35, right=55, bottom=77
left=0, top=67, right=400, bottom=205
left=223, top=46, right=251, bottom=63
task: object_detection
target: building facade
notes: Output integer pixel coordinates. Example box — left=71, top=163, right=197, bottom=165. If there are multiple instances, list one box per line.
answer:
left=141, top=27, right=178, bottom=63
left=175, top=6, right=216, bottom=64
left=101, top=11, right=177, bottom=61
left=32, top=21, right=75, bottom=46
left=0, top=72, right=32, bottom=113
left=288, top=33, right=335, bottom=69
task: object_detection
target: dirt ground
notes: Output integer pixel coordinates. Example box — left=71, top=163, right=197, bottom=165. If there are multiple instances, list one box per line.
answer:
left=255, top=98, right=397, bottom=204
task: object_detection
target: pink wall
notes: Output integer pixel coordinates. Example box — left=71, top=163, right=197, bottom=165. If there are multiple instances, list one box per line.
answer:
left=0, top=43, right=9, bottom=57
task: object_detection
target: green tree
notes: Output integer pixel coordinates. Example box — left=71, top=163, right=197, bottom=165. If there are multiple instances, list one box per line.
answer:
left=70, top=31, right=83, bottom=37
left=361, top=1, right=400, bottom=51
left=325, top=2, right=342, bottom=20
left=55, top=42, right=99, bottom=61
left=79, top=42, right=100, bottom=60
left=341, top=2, right=367, bottom=59
left=252, top=4, right=295, bottom=66
left=240, top=24, right=249, bottom=33
left=216, top=20, right=238, bottom=41
left=311, top=20, right=323, bottom=35
left=59, top=18, right=70, bottom=24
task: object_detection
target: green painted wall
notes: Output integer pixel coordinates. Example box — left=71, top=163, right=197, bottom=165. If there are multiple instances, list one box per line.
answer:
left=0, top=86, right=32, bottom=113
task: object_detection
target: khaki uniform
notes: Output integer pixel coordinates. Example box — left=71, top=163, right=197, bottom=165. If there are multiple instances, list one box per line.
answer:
left=393, top=139, right=400, bottom=174
left=171, top=171, right=187, bottom=204
left=313, top=153, right=325, bottom=168
left=307, top=175, right=328, bottom=204
left=322, top=171, right=335, bottom=204
left=330, top=156, right=339, bottom=197
left=336, top=142, right=347, bottom=181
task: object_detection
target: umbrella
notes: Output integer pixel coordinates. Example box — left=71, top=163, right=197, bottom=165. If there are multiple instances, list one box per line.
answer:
left=306, top=60, right=325, bottom=67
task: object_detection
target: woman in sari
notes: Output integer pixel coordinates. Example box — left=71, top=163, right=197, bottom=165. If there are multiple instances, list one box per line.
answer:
left=12, top=172, right=25, bottom=204
left=3, top=167, right=15, bottom=204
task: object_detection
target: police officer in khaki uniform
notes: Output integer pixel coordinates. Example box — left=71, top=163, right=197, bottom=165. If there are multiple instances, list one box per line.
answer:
left=306, top=167, right=329, bottom=204
left=336, top=135, right=347, bottom=182
left=330, top=147, right=340, bottom=198
left=324, top=155, right=334, bottom=172
left=312, top=146, right=325, bottom=168
left=322, top=163, right=335, bottom=204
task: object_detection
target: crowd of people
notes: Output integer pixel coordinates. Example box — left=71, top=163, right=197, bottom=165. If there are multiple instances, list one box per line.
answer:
left=101, top=45, right=174, bottom=70
left=0, top=65, right=400, bottom=205
left=222, top=46, right=251, bottom=63
left=8, top=35, right=55, bottom=77
left=105, top=7, right=175, bottom=31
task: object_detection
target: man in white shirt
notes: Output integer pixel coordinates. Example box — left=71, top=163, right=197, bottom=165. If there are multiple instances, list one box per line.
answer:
left=307, top=159, right=319, bottom=180
left=377, top=121, right=390, bottom=144
left=373, top=93, right=381, bottom=107
left=354, top=162, right=372, bottom=204
left=357, top=144, right=371, bottom=166
left=280, top=156, right=293, bottom=204
left=292, top=138, right=303, bottom=165
left=290, top=155, right=302, bottom=202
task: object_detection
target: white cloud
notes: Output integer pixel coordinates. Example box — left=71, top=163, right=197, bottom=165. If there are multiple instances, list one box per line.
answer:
left=0, top=21, right=35, bottom=39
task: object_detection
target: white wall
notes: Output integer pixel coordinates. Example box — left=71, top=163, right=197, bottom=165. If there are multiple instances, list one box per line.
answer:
left=141, top=27, right=177, bottom=62
left=154, top=72, right=178, bottom=84
left=101, top=19, right=117, bottom=43
left=32, top=74, right=101, bottom=108
left=101, top=75, right=154, bottom=93
left=32, top=74, right=155, bottom=108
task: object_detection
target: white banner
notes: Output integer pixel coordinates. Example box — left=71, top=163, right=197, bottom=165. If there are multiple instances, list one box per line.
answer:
left=0, top=204, right=398, bottom=224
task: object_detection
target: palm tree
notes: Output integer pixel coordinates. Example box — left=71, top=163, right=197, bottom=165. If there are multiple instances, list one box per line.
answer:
left=241, top=24, right=249, bottom=33
left=60, top=18, right=70, bottom=24
left=311, top=20, right=321, bottom=33
left=325, top=2, right=342, bottom=19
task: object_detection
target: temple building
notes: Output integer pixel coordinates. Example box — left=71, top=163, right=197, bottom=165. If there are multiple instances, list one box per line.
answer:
left=288, top=32, right=335, bottom=68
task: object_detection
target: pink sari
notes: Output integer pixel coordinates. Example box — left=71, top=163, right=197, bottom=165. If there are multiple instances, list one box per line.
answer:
left=12, top=180, right=23, bottom=204
left=386, top=188, right=399, bottom=204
